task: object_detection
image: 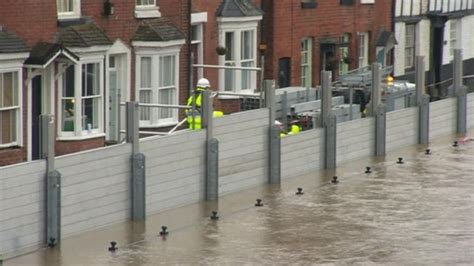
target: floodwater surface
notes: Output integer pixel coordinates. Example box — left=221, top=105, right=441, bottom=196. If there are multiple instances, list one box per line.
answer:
left=7, top=133, right=474, bottom=265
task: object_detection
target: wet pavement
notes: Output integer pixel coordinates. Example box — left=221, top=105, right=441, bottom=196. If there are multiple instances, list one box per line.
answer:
left=6, top=132, right=474, bottom=265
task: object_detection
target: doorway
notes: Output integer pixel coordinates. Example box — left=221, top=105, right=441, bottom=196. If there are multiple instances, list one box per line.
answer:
left=278, top=58, right=291, bottom=88
left=320, top=44, right=336, bottom=76
left=31, top=75, right=42, bottom=160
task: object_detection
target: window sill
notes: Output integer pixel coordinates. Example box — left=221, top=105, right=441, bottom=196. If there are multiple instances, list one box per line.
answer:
left=57, top=133, right=106, bottom=141
left=57, top=14, right=81, bottom=21
left=0, top=143, right=21, bottom=149
left=135, top=8, right=161, bottom=19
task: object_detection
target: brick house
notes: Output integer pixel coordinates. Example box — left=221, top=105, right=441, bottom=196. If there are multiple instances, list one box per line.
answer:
left=190, top=0, right=263, bottom=113
left=0, top=0, right=190, bottom=166
left=260, top=0, right=394, bottom=88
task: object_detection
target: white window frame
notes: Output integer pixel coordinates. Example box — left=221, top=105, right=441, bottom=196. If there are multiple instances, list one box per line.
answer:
left=339, top=33, right=350, bottom=75
left=449, top=19, right=460, bottom=59
left=0, top=68, right=22, bottom=148
left=57, top=56, right=105, bottom=140
left=405, top=24, right=416, bottom=69
left=57, top=0, right=81, bottom=20
left=134, top=44, right=182, bottom=128
left=191, top=23, right=205, bottom=80
left=358, top=32, right=369, bottom=68
left=135, top=0, right=161, bottom=18
left=218, top=17, right=261, bottom=94
left=301, top=38, right=313, bottom=88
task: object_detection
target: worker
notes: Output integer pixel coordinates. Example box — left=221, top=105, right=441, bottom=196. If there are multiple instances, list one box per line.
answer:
left=186, top=78, right=209, bottom=129
left=288, top=119, right=302, bottom=136
left=186, top=78, right=224, bottom=129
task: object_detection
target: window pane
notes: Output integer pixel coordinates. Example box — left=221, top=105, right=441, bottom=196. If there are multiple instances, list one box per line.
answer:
left=62, top=99, right=75, bottom=132
left=141, top=57, right=152, bottom=88
left=158, top=88, right=175, bottom=119
left=82, top=98, right=99, bottom=131
left=191, top=25, right=199, bottom=41
left=109, top=56, right=116, bottom=68
left=225, top=32, right=234, bottom=61
left=82, top=63, right=100, bottom=96
left=0, top=109, right=17, bottom=144
left=137, top=0, right=154, bottom=6
left=139, top=90, right=151, bottom=121
left=63, top=65, right=75, bottom=97
left=241, top=31, right=254, bottom=60
left=159, top=56, right=175, bottom=87
left=242, top=61, right=252, bottom=90
left=224, top=63, right=234, bottom=92
left=1, top=72, right=17, bottom=107
left=57, top=0, right=74, bottom=13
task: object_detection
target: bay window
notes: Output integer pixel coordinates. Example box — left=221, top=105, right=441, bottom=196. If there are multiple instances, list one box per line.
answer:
left=137, top=53, right=179, bottom=127
left=59, top=61, right=104, bottom=138
left=0, top=71, right=20, bottom=147
left=219, top=28, right=258, bottom=93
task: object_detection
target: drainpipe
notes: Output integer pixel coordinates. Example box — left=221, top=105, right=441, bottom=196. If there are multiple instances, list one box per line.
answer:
left=188, top=0, right=193, bottom=99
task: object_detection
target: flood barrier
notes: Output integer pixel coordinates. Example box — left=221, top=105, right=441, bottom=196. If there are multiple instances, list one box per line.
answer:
left=1, top=90, right=473, bottom=257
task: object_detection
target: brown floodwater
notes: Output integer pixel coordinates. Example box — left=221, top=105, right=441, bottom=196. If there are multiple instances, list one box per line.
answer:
left=6, top=132, right=474, bottom=265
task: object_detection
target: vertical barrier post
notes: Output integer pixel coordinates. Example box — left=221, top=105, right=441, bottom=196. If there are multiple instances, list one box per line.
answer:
left=416, top=56, right=430, bottom=144
left=453, top=49, right=467, bottom=134
left=127, top=102, right=146, bottom=221
left=282, top=91, right=288, bottom=130
left=202, top=90, right=219, bottom=201
left=41, top=115, right=61, bottom=248
left=321, top=71, right=336, bottom=169
left=372, top=63, right=386, bottom=156
left=259, top=55, right=265, bottom=108
left=265, top=80, right=281, bottom=184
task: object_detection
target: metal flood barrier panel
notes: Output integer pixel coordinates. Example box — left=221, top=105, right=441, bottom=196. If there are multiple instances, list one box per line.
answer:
left=140, top=130, right=207, bottom=214
left=336, top=117, right=375, bottom=164
left=386, top=107, right=419, bottom=152
left=214, top=108, right=269, bottom=195
left=429, top=98, right=458, bottom=140
left=469, top=94, right=474, bottom=129
left=280, top=129, right=325, bottom=179
left=0, top=160, right=46, bottom=255
left=55, top=143, right=132, bottom=238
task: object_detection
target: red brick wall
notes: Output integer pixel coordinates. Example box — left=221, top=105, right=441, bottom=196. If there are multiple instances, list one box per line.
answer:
left=0, top=148, right=26, bottom=166
left=55, top=137, right=105, bottom=156
left=262, top=0, right=393, bottom=87
left=0, top=0, right=58, bottom=46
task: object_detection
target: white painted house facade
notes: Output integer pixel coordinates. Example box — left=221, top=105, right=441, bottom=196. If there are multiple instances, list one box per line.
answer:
left=394, top=0, right=474, bottom=96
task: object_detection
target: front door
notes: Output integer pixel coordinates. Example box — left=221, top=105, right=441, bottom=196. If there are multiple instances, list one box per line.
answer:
left=278, top=58, right=291, bottom=88
left=31, top=75, right=42, bottom=160
left=108, top=55, right=122, bottom=142
left=321, top=44, right=336, bottom=76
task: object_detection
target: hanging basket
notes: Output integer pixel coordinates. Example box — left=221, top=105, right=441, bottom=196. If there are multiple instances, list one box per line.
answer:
left=216, top=46, right=227, bottom=56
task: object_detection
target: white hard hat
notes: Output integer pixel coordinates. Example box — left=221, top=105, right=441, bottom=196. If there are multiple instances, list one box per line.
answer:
left=197, top=78, right=210, bottom=89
